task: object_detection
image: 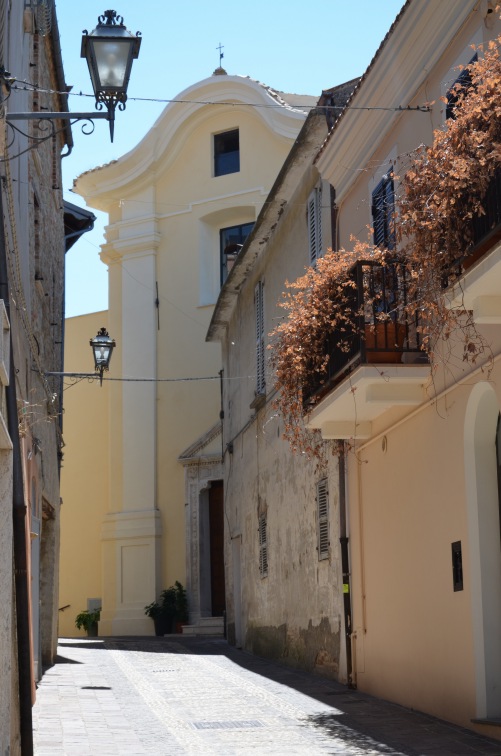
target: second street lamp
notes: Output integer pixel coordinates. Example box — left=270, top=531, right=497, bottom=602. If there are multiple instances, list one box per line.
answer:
left=90, top=328, right=116, bottom=386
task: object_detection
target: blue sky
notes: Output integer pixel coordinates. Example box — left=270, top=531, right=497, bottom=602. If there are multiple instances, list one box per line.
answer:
left=54, top=0, right=404, bottom=317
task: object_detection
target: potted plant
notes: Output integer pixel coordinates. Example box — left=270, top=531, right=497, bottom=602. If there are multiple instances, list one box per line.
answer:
left=75, top=607, right=101, bottom=637
left=144, top=587, right=177, bottom=636
left=174, top=581, right=189, bottom=632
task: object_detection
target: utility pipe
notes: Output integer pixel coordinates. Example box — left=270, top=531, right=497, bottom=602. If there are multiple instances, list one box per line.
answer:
left=338, top=443, right=355, bottom=687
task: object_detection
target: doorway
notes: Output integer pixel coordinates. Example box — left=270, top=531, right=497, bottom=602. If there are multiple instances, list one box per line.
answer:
left=199, top=480, right=226, bottom=617
left=208, top=481, right=226, bottom=616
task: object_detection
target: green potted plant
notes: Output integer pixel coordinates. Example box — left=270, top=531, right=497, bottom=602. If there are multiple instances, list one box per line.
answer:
left=174, top=581, right=189, bottom=632
left=75, top=607, right=101, bottom=637
left=144, top=587, right=177, bottom=636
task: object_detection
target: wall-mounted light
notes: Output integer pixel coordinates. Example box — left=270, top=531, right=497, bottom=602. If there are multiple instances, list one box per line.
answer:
left=4, top=9, right=141, bottom=143
left=81, top=10, right=141, bottom=141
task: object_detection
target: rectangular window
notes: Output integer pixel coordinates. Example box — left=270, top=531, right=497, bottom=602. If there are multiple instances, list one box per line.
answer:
left=214, top=129, right=240, bottom=176
left=372, top=171, right=395, bottom=250
left=220, top=222, right=254, bottom=284
left=307, top=185, right=322, bottom=265
left=258, top=513, right=268, bottom=577
left=446, top=54, right=477, bottom=120
left=317, top=478, right=329, bottom=560
left=255, top=280, right=265, bottom=396
left=451, top=541, right=463, bottom=591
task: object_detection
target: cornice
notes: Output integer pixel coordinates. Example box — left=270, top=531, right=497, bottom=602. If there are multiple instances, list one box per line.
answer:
left=100, top=233, right=161, bottom=264
left=316, top=0, right=480, bottom=200
left=178, top=421, right=222, bottom=462
left=179, top=454, right=223, bottom=468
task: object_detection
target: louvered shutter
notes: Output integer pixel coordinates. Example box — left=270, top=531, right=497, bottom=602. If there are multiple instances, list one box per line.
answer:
left=308, top=186, right=322, bottom=265
left=317, top=479, right=329, bottom=560
left=255, top=281, right=265, bottom=395
left=446, top=54, right=477, bottom=120
left=259, top=514, right=268, bottom=577
left=372, top=173, right=394, bottom=250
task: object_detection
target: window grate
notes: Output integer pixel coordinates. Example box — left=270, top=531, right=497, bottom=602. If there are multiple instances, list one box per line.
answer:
left=258, top=513, right=268, bottom=577
left=255, top=281, right=265, bottom=396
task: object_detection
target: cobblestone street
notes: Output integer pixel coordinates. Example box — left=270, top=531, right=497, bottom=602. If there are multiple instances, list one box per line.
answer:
left=33, top=636, right=501, bottom=755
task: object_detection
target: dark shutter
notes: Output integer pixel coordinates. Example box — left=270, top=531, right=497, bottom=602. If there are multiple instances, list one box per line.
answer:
left=317, top=479, right=329, bottom=560
left=446, top=54, right=477, bottom=120
left=372, top=172, right=395, bottom=250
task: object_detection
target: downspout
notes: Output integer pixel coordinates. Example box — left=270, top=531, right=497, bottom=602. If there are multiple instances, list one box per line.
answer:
left=339, top=442, right=354, bottom=688
left=0, top=179, right=33, bottom=754
left=219, top=369, right=224, bottom=459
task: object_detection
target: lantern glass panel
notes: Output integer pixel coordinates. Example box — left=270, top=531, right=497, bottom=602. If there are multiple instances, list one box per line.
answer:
left=92, top=38, right=131, bottom=90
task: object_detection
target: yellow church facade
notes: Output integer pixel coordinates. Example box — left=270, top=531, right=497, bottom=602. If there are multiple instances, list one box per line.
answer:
left=59, top=73, right=314, bottom=636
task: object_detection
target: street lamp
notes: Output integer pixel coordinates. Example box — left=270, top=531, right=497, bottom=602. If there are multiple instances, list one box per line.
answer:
left=90, top=328, right=116, bottom=386
left=81, top=10, right=142, bottom=142
left=4, top=9, right=141, bottom=143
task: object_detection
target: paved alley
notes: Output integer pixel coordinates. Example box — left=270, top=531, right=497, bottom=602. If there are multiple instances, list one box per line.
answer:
left=33, top=636, right=501, bottom=755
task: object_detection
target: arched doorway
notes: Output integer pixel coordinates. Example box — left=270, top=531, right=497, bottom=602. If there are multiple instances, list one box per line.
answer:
left=464, top=382, right=501, bottom=719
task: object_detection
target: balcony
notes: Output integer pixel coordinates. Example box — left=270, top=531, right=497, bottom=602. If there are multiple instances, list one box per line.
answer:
left=447, top=168, right=501, bottom=323
left=470, top=168, right=501, bottom=262
left=304, top=261, right=430, bottom=440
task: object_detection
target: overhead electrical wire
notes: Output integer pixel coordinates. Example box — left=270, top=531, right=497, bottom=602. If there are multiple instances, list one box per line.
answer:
left=8, top=80, right=432, bottom=113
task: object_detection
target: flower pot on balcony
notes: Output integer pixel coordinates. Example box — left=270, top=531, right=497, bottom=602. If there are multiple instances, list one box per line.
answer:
left=365, top=322, right=404, bottom=364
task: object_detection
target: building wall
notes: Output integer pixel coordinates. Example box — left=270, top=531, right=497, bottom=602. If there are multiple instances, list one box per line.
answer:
left=312, top=0, right=501, bottom=736
left=0, top=3, right=70, bottom=750
left=218, top=131, right=347, bottom=675
left=59, top=312, right=109, bottom=637
left=346, top=376, right=485, bottom=727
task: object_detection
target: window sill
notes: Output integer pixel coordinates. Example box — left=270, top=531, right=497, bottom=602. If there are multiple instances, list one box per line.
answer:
left=250, top=393, right=266, bottom=411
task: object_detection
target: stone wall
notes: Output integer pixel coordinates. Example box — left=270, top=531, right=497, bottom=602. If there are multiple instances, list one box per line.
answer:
left=0, top=5, right=69, bottom=750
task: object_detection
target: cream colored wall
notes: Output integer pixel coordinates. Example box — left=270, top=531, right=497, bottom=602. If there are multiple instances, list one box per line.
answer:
left=59, top=312, right=109, bottom=637
left=346, top=362, right=501, bottom=731
left=150, top=101, right=295, bottom=591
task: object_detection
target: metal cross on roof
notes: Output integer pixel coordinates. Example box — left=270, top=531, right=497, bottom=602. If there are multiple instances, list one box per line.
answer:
left=216, top=42, right=224, bottom=67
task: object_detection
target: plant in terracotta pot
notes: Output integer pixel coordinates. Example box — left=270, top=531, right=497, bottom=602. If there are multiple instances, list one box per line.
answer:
left=174, top=581, right=189, bottom=631
left=75, top=607, right=101, bottom=637
left=144, top=587, right=177, bottom=636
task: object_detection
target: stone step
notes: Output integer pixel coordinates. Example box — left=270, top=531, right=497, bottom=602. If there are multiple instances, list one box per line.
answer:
left=182, top=616, right=224, bottom=636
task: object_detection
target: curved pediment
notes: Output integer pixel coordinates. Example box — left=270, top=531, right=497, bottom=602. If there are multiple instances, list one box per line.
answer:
left=75, top=75, right=314, bottom=209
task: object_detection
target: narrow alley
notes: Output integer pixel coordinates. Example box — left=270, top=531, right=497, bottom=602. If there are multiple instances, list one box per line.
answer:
left=33, top=636, right=501, bottom=755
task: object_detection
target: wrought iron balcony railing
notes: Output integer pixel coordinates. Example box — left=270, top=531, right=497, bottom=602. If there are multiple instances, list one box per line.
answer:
left=303, top=261, right=426, bottom=409
left=469, top=167, right=501, bottom=259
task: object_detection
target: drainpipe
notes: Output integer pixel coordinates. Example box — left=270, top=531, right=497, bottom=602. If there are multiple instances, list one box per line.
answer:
left=219, top=369, right=224, bottom=459
left=0, top=180, right=33, bottom=753
left=339, top=442, right=354, bottom=688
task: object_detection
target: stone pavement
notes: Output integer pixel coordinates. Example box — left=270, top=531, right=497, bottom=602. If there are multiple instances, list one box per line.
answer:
left=33, top=636, right=501, bottom=756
